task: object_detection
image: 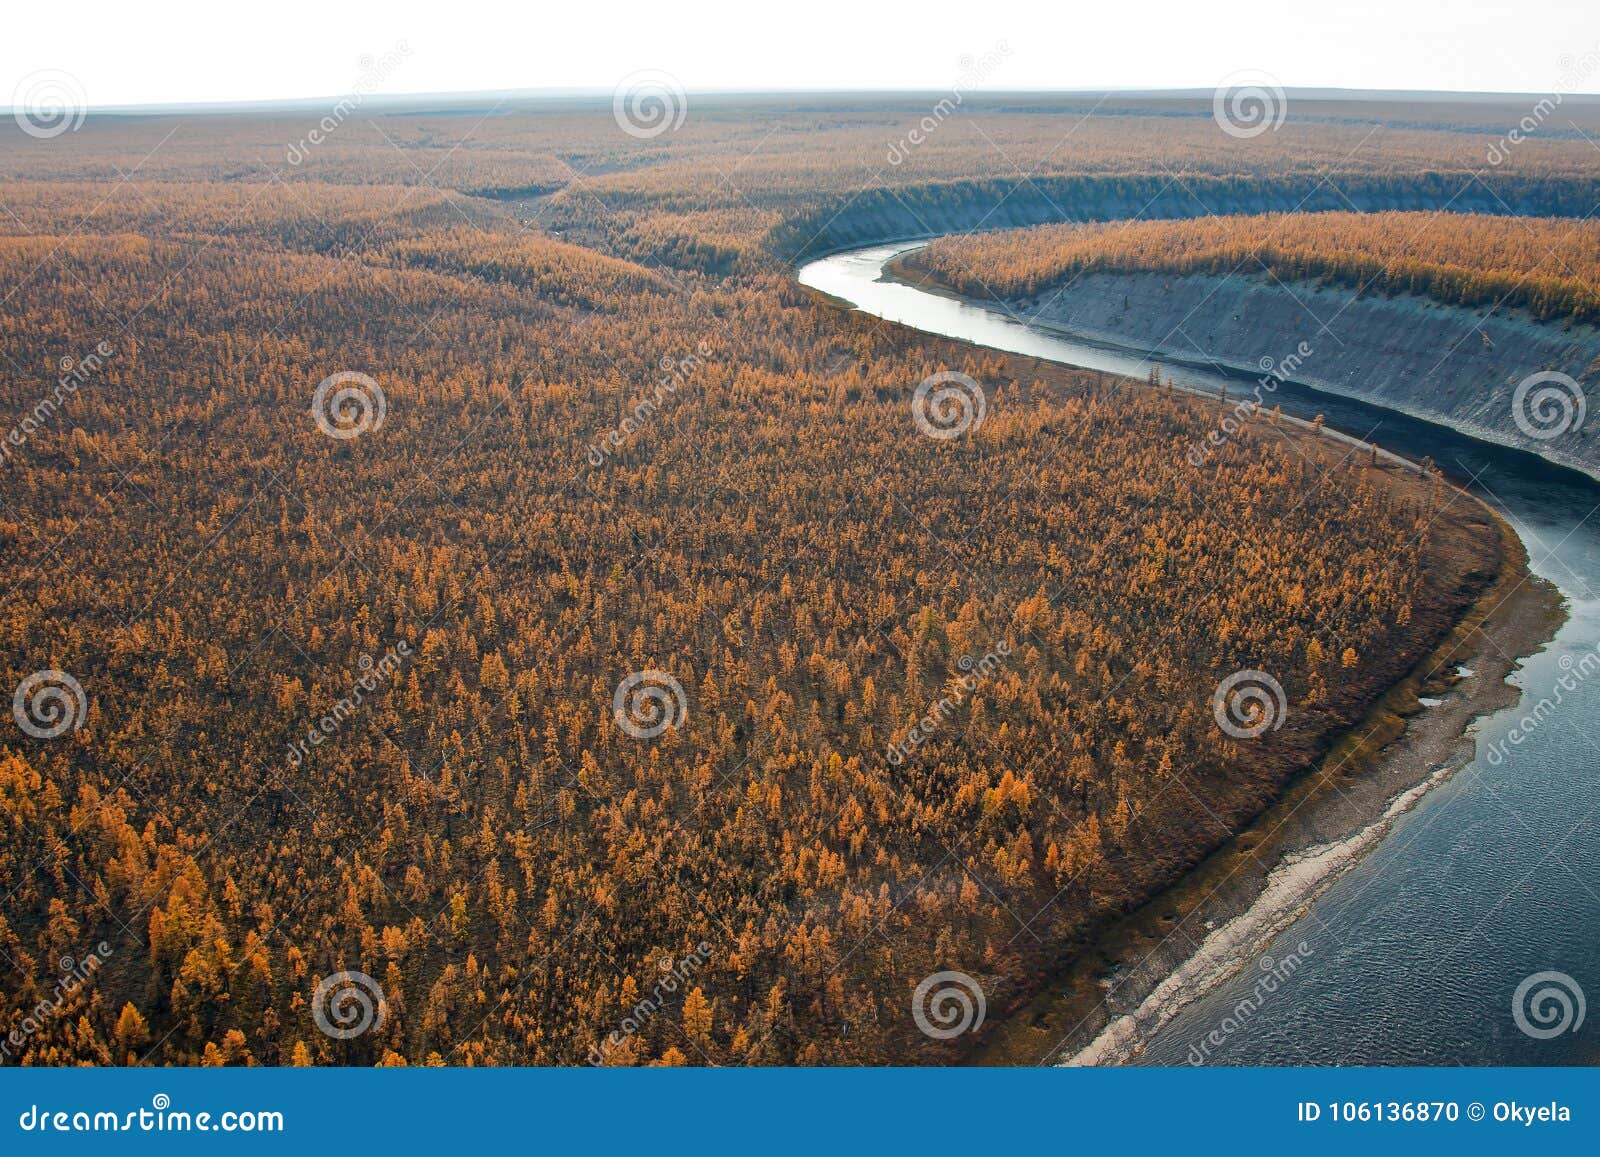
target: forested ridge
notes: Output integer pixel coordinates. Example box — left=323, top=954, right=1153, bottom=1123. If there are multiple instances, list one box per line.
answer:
left=904, top=212, right=1600, bottom=325
left=0, top=97, right=1555, bottom=1065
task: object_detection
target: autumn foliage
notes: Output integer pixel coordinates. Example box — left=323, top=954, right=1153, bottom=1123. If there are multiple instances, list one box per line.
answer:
left=905, top=211, right=1600, bottom=324
left=0, top=101, right=1532, bottom=1066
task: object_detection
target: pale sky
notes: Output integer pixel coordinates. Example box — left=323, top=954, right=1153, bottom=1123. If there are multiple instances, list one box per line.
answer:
left=5, top=0, right=1599, bottom=109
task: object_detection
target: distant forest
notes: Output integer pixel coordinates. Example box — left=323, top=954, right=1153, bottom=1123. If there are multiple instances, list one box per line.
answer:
left=904, top=211, right=1600, bottom=325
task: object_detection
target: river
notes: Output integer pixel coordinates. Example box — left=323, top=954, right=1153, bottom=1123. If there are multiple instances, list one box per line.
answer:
left=799, top=241, right=1600, bottom=1066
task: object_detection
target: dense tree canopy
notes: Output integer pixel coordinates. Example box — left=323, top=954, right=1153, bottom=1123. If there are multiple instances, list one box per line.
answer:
left=0, top=99, right=1536, bottom=1066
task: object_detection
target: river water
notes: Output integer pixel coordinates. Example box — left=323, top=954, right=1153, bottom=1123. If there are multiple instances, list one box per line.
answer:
left=800, top=242, right=1600, bottom=1066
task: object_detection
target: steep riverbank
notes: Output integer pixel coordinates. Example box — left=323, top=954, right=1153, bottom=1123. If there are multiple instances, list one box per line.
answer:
left=888, top=260, right=1600, bottom=481
left=769, top=174, right=1600, bottom=263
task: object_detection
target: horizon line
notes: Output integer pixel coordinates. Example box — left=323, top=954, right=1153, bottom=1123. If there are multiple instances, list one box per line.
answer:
left=9, top=84, right=1600, bottom=119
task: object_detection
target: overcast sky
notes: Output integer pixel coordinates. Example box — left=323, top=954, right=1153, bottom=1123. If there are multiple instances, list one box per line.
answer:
left=5, top=0, right=1599, bottom=109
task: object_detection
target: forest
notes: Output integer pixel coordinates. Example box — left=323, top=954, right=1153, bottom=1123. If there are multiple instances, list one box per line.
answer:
left=0, top=94, right=1576, bottom=1065
left=902, top=211, right=1600, bottom=324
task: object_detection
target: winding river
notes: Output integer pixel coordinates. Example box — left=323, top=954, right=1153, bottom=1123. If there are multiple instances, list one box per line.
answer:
left=800, top=241, right=1600, bottom=1066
